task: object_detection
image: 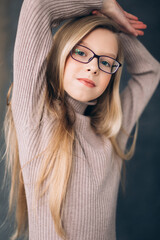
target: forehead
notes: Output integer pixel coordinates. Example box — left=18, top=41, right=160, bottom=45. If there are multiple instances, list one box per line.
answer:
left=80, top=28, right=118, bottom=58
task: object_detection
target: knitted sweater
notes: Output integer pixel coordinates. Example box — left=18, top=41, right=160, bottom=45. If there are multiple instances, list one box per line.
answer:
left=12, top=0, right=160, bottom=239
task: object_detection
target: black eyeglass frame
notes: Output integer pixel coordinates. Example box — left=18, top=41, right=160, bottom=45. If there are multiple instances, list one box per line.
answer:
left=70, top=44, right=122, bottom=74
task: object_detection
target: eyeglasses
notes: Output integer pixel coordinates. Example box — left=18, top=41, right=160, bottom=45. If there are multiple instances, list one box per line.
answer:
left=70, top=44, right=122, bottom=74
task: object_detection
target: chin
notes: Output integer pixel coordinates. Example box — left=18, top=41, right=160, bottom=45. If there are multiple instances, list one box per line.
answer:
left=70, top=92, right=93, bottom=102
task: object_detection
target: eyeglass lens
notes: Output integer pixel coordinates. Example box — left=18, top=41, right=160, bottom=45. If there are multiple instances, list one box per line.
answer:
left=71, top=45, right=120, bottom=74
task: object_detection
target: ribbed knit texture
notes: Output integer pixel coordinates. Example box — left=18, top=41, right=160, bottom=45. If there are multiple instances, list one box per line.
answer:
left=12, top=0, right=160, bottom=239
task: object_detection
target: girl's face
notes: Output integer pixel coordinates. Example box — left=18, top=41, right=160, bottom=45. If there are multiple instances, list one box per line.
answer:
left=63, top=28, right=118, bottom=102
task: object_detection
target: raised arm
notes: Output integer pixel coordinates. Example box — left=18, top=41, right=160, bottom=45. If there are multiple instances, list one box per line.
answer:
left=117, top=33, right=160, bottom=150
left=12, top=0, right=103, bottom=128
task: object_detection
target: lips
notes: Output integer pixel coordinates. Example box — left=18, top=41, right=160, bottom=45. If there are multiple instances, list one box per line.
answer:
left=77, top=78, right=96, bottom=88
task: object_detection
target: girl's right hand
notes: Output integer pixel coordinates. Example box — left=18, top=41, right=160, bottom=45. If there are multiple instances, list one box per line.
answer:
left=93, top=0, right=147, bottom=36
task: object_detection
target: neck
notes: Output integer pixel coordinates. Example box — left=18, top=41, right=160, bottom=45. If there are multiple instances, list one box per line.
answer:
left=65, top=92, right=97, bottom=115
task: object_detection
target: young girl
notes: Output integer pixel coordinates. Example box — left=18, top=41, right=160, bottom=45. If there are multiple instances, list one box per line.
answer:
left=4, top=0, right=160, bottom=239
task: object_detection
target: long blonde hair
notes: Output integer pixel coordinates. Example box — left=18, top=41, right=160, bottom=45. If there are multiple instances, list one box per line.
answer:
left=3, top=15, right=138, bottom=240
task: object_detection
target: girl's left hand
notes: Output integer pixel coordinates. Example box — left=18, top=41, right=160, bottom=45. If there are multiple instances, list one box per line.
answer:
left=92, top=4, right=147, bottom=36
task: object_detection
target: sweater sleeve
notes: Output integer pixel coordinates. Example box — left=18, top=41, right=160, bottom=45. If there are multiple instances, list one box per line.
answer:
left=117, top=33, right=160, bottom=150
left=12, top=0, right=103, bottom=128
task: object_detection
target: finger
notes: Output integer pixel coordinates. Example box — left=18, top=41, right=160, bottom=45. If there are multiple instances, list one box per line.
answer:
left=92, top=10, right=98, bottom=14
left=129, top=20, right=145, bottom=24
left=136, top=30, right=145, bottom=36
left=132, top=25, right=147, bottom=30
left=115, top=1, right=139, bottom=20
left=109, top=4, right=138, bottom=36
left=114, top=16, right=138, bottom=36
left=124, top=11, right=139, bottom=20
left=130, top=22, right=147, bottom=29
left=92, top=10, right=104, bottom=17
left=128, top=19, right=147, bottom=28
left=119, top=26, right=144, bottom=36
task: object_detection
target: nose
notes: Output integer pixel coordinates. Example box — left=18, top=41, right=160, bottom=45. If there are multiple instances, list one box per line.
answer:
left=86, top=58, right=99, bottom=75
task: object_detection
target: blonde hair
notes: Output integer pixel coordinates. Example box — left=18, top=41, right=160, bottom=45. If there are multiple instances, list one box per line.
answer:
left=3, top=15, right=138, bottom=240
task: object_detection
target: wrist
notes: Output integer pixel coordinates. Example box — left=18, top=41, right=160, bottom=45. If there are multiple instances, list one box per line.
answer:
left=101, top=0, right=116, bottom=15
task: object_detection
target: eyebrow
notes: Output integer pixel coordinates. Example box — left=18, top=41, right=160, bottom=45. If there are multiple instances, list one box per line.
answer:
left=80, top=41, right=117, bottom=59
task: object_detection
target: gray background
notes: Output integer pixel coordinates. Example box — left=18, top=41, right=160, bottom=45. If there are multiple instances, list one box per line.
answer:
left=0, top=0, right=159, bottom=239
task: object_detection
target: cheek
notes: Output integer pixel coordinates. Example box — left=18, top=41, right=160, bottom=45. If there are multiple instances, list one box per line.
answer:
left=64, top=57, right=73, bottom=75
left=100, top=75, right=112, bottom=91
left=63, top=57, right=79, bottom=93
left=64, top=56, right=79, bottom=79
left=63, top=59, right=73, bottom=85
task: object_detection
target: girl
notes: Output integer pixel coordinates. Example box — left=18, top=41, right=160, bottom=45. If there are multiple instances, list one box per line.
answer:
left=4, top=0, right=160, bottom=239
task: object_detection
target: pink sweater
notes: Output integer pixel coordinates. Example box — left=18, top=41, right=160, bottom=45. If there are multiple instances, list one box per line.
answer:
left=12, top=0, right=160, bottom=239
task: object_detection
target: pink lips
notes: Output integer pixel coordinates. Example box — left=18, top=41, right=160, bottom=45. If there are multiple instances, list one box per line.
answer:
left=77, top=78, right=96, bottom=88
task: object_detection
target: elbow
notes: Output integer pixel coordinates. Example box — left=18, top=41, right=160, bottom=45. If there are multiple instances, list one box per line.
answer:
left=150, top=58, right=160, bottom=75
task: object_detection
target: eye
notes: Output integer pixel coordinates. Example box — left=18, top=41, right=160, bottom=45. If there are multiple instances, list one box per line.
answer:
left=101, top=60, right=110, bottom=67
left=75, top=48, right=86, bottom=56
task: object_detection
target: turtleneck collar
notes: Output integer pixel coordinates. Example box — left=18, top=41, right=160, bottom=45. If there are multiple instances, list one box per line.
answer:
left=65, top=92, right=97, bottom=115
